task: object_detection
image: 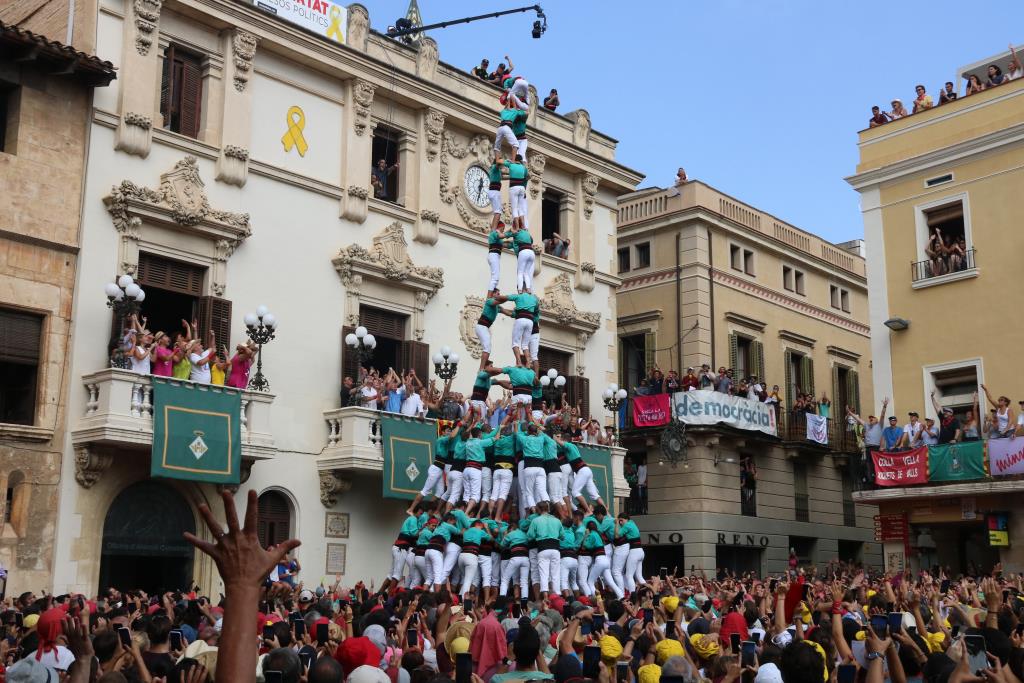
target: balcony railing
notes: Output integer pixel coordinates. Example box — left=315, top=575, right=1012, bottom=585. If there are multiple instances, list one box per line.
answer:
left=73, top=368, right=276, bottom=459
left=777, top=409, right=861, bottom=453
left=911, top=248, right=976, bottom=283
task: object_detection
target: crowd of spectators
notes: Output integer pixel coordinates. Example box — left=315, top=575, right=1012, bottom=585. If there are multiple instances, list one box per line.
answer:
left=543, top=235, right=570, bottom=259
left=868, top=44, right=1022, bottom=128
left=472, top=55, right=560, bottom=113
left=923, top=228, right=970, bottom=279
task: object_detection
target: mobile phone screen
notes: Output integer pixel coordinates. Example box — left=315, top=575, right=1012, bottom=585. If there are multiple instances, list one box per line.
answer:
left=741, top=641, right=756, bottom=668
left=520, top=598, right=529, bottom=610
left=299, top=652, right=312, bottom=670
left=665, top=620, right=676, bottom=637
left=464, top=599, right=474, bottom=613
left=1016, top=624, right=1024, bottom=637
left=265, top=671, right=284, bottom=683
left=751, top=632, right=762, bottom=645
left=407, top=628, right=418, bottom=648
left=316, top=622, right=329, bottom=643
left=455, top=652, right=473, bottom=683
left=14, top=612, right=23, bottom=628
left=294, top=620, right=307, bottom=637
left=838, top=663, right=856, bottom=683
left=263, top=625, right=275, bottom=641
left=616, top=662, right=629, bottom=682
left=951, top=625, right=960, bottom=639
left=887, top=612, right=902, bottom=635
left=593, top=615, right=605, bottom=631
left=965, top=635, right=987, bottom=674
left=660, top=567, right=668, bottom=580
left=769, top=579, right=777, bottom=593
left=118, top=627, right=132, bottom=648
left=644, top=608, right=653, bottom=625
left=583, top=645, right=601, bottom=678
left=730, top=633, right=741, bottom=652
left=170, top=630, right=182, bottom=650
left=940, top=579, right=950, bottom=594
left=581, top=620, right=592, bottom=635
left=869, top=614, right=888, bottom=638
left=289, top=611, right=302, bottom=623
left=1003, top=590, right=1010, bottom=603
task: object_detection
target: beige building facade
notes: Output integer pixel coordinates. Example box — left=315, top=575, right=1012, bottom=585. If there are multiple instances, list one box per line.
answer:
left=847, top=49, right=1024, bottom=573
left=42, top=1, right=640, bottom=595
left=0, top=16, right=115, bottom=597
left=615, top=181, right=880, bottom=574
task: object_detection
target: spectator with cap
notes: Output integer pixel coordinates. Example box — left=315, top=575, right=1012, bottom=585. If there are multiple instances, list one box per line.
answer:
left=882, top=415, right=903, bottom=450
left=543, top=89, right=559, bottom=112
left=472, top=58, right=490, bottom=80
left=889, top=98, right=909, bottom=120
left=681, top=367, right=698, bottom=391
left=929, top=391, right=961, bottom=443
left=897, top=411, right=923, bottom=448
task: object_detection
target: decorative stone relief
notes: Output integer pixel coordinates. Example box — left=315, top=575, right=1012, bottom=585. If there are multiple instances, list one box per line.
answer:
left=116, top=112, right=154, bottom=158
left=576, top=261, right=596, bottom=292
left=540, top=273, right=601, bottom=331
left=74, top=445, right=113, bottom=488
left=527, top=152, right=547, bottom=200
left=415, top=37, right=439, bottom=80
left=231, top=30, right=258, bottom=93
left=527, top=84, right=538, bottom=122
left=424, top=109, right=446, bottom=163
left=352, top=79, right=376, bottom=137
left=582, top=174, right=599, bottom=219
left=319, top=470, right=352, bottom=507
left=346, top=4, right=370, bottom=52
left=575, top=331, right=591, bottom=376
left=532, top=244, right=542, bottom=277
left=439, top=131, right=494, bottom=232
left=459, top=295, right=485, bottom=359
left=414, top=209, right=440, bottom=245
left=132, top=0, right=162, bottom=56
left=216, top=145, right=250, bottom=188
left=569, top=108, right=591, bottom=148
left=342, top=184, right=369, bottom=224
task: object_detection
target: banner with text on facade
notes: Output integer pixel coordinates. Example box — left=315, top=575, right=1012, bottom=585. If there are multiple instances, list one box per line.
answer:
left=381, top=414, right=436, bottom=500
left=988, top=437, right=1024, bottom=477
left=928, top=441, right=987, bottom=481
left=632, top=394, right=671, bottom=427
left=252, top=0, right=347, bottom=44
left=672, top=390, right=777, bottom=437
left=871, top=447, right=928, bottom=487
left=576, top=444, right=613, bottom=511
left=151, top=380, right=241, bottom=484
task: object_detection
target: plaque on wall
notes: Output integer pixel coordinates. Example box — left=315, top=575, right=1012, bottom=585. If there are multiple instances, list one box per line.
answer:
left=326, top=543, right=347, bottom=574
left=325, top=512, right=350, bottom=538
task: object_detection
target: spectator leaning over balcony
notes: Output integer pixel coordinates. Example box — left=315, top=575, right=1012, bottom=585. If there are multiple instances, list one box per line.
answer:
left=938, top=81, right=958, bottom=105
left=210, top=346, right=230, bottom=386
left=472, top=58, right=490, bottom=79
left=987, top=64, right=1007, bottom=88
left=172, top=318, right=194, bottom=379
left=188, top=329, right=215, bottom=384
left=868, top=105, right=890, bottom=127
left=915, top=417, right=939, bottom=446
left=966, top=73, right=985, bottom=95
left=126, top=328, right=153, bottom=376
left=488, top=55, right=514, bottom=86
left=359, top=373, right=380, bottom=410
left=898, top=411, right=923, bottom=448
left=925, top=228, right=947, bottom=277
left=848, top=397, right=886, bottom=487
left=981, top=383, right=1015, bottom=438
left=766, top=385, right=781, bottom=417
left=912, top=84, right=933, bottom=113
left=382, top=368, right=407, bottom=413
left=543, top=233, right=569, bottom=259
left=648, top=367, right=664, bottom=394
left=543, top=88, right=559, bottom=111
left=882, top=415, right=903, bottom=450
left=1008, top=45, right=1023, bottom=80
left=818, top=392, right=831, bottom=419
left=681, top=367, right=699, bottom=391
left=889, top=98, right=909, bottom=119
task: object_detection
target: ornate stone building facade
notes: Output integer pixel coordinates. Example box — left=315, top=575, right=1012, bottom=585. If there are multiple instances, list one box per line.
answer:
left=47, top=2, right=641, bottom=593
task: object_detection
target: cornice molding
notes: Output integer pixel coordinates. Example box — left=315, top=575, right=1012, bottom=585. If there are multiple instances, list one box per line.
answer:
left=778, top=329, right=817, bottom=347
left=724, top=312, right=766, bottom=332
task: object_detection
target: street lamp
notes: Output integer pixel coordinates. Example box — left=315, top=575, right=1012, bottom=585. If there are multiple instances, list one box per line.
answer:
left=244, top=305, right=277, bottom=392
left=602, top=384, right=629, bottom=446
left=345, top=326, right=377, bottom=368
left=540, top=367, right=566, bottom=406
left=432, top=345, right=460, bottom=382
left=105, top=274, right=146, bottom=369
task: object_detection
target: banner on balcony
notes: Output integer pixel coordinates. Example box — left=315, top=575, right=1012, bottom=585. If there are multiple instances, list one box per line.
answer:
left=632, top=394, right=671, bottom=427
left=576, top=444, right=614, bottom=510
left=151, top=380, right=242, bottom=484
left=928, top=441, right=987, bottom=481
left=805, top=414, right=828, bottom=445
left=381, top=414, right=437, bottom=500
left=672, top=390, right=777, bottom=437
left=871, top=447, right=928, bottom=487
left=988, top=437, right=1024, bottom=477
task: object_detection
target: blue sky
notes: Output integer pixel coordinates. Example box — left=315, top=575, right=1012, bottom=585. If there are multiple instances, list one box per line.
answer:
left=366, top=1, right=1023, bottom=243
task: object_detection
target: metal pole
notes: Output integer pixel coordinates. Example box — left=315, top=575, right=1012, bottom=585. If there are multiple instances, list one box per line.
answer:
left=387, top=4, right=543, bottom=38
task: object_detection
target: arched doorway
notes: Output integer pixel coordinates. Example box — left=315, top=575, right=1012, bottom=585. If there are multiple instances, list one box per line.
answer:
left=257, top=490, right=292, bottom=549
left=99, top=481, right=196, bottom=593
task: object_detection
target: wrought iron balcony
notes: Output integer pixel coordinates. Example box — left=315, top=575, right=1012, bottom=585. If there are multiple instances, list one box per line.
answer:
left=911, top=248, right=976, bottom=284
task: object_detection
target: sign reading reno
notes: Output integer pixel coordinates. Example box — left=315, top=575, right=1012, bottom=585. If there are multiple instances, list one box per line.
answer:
left=672, top=390, right=777, bottom=436
left=254, top=0, right=347, bottom=44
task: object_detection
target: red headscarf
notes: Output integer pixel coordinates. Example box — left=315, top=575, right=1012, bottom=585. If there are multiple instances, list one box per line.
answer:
left=36, top=608, right=65, bottom=661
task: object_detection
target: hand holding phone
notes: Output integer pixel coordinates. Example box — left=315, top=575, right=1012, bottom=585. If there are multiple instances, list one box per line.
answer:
left=741, top=641, right=757, bottom=668
left=455, top=652, right=473, bottom=683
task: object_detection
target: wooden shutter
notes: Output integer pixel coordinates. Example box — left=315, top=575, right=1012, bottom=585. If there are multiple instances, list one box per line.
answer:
left=618, top=338, right=626, bottom=389
left=728, top=333, right=738, bottom=373
left=752, top=341, right=765, bottom=382
left=358, top=306, right=406, bottom=340
left=644, top=332, right=655, bottom=373
left=538, top=347, right=571, bottom=377
left=160, top=45, right=173, bottom=127
left=400, top=340, right=430, bottom=383
left=831, top=364, right=840, bottom=412
left=178, top=55, right=203, bottom=139
left=567, top=375, right=590, bottom=419
left=803, top=356, right=815, bottom=398
left=848, top=370, right=860, bottom=414
left=257, top=491, right=291, bottom=549
left=784, top=350, right=793, bottom=406
left=341, top=326, right=361, bottom=381
left=0, top=310, right=43, bottom=364
left=196, top=296, right=231, bottom=351
left=137, top=253, right=204, bottom=295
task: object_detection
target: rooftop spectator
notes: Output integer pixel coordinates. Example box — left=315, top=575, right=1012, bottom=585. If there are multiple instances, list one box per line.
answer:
left=987, top=63, right=1007, bottom=88
left=543, top=88, right=559, bottom=112
left=868, top=105, right=890, bottom=127
left=472, top=58, right=490, bottom=79
left=488, top=55, right=514, bottom=86
left=1009, top=44, right=1023, bottom=80
left=675, top=167, right=688, bottom=186
left=889, top=98, right=909, bottom=119
left=898, top=411, right=923, bottom=448
left=912, top=84, right=933, bottom=113
left=938, top=81, right=958, bottom=105
left=966, top=73, right=985, bottom=95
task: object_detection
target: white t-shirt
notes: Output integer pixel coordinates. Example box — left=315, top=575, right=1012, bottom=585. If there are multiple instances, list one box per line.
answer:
left=903, top=421, right=922, bottom=442
left=637, top=464, right=647, bottom=486
left=401, top=392, right=425, bottom=417
left=360, top=386, right=378, bottom=409
left=189, top=350, right=212, bottom=383
left=130, top=347, right=151, bottom=375
left=23, top=645, right=76, bottom=671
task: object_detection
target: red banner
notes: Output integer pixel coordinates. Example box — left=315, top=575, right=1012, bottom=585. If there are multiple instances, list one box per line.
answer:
left=632, top=394, right=671, bottom=427
left=871, top=447, right=928, bottom=487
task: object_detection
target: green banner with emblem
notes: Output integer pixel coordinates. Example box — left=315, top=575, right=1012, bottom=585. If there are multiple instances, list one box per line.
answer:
left=577, top=444, right=614, bottom=511
left=928, top=441, right=987, bottom=482
left=151, top=379, right=242, bottom=484
left=381, top=414, right=436, bottom=500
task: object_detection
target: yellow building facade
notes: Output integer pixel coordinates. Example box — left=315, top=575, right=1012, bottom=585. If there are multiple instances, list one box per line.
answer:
left=847, top=51, right=1024, bottom=573
left=615, top=180, right=880, bottom=574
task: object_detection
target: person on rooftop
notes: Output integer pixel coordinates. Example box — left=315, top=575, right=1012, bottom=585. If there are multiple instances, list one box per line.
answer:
left=912, top=84, right=933, bottom=113
left=938, top=81, right=958, bottom=105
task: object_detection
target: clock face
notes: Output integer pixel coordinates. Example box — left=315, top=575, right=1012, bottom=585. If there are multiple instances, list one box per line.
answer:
left=463, top=165, right=491, bottom=209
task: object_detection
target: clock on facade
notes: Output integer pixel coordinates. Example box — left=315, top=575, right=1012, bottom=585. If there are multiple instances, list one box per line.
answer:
left=463, top=165, right=491, bottom=209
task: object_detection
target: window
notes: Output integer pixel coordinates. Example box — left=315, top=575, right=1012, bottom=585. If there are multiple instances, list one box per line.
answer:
left=635, top=242, right=650, bottom=269
left=257, top=491, right=292, bottom=549
left=730, top=244, right=742, bottom=271
left=160, top=45, right=204, bottom=138
left=729, top=333, right=763, bottom=382
left=794, top=270, right=805, bottom=295
left=371, top=125, right=401, bottom=203
left=830, top=285, right=850, bottom=312
left=0, top=84, right=16, bottom=154
left=928, top=364, right=980, bottom=421
left=743, top=249, right=755, bottom=276
left=783, top=266, right=793, bottom=291
left=541, top=189, right=564, bottom=242
left=619, top=333, right=648, bottom=390
left=740, top=458, right=757, bottom=517
left=0, top=309, right=43, bottom=425
left=617, top=247, right=631, bottom=274
left=735, top=336, right=751, bottom=378
left=784, top=349, right=814, bottom=406
left=925, top=173, right=953, bottom=187
left=3, top=484, right=12, bottom=524
left=793, top=462, right=809, bottom=523
left=830, top=285, right=839, bottom=309
left=841, top=472, right=856, bottom=527
left=916, top=199, right=972, bottom=281
left=3, top=470, right=26, bottom=537
left=840, top=290, right=850, bottom=313
left=783, top=265, right=804, bottom=293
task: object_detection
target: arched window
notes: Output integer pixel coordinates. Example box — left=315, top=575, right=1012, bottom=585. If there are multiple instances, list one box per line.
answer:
left=257, top=491, right=292, bottom=549
left=4, top=470, right=27, bottom=537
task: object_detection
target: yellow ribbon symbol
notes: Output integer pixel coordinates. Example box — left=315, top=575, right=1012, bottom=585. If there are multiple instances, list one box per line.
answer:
left=281, top=105, right=308, bottom=157
left=326, top=5, right=345, bottom=43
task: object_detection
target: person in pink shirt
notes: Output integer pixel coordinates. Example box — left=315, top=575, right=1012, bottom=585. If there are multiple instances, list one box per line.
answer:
left=227, top=342, right=256, bottom=389
left=151, top=332, right=175, bottom=377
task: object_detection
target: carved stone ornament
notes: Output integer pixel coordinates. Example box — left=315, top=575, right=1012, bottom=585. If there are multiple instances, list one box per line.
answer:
left=223, top=145, right=249, bottom=161
left=333, top=221, right=444, bottom=292
left=439, top=131, right=494, bottom=232
left=581, top=262, right=597, bottom=273
left=74, top=445, right=113, bottom=488
left=231, top=30, right=259, bottom=93
left=132, top=0, right=162, bottom=56
left=347, top=185, right=369, bottom=200
left=352, top=79, right=376, bottom=136
left=568, top=109, right=591, bottom=148
left=117, top=111, right=154, bottom=158
left=527, top=84, right=538, bottom=122
left=416, top=37, right=439, bottom=80
left=527, top=152, right=547, bottom=200
left=540, top=273, right=601, bottom=331
left=424, top=109, right=446, bottom=163
left=217, top=145, right=251, bottom=187
left=414, top=208, right=440, bottom=245
left=576, top=261, right=596, bottom=293
left=582, top=174, right=599, bottom=219
left=319, top=470, right=352, bottom=507
left=459, top=295, right=485, bottom=359
left=123, top=112, right=152, bottom=129
left=346, top=4, right=370, bottom=52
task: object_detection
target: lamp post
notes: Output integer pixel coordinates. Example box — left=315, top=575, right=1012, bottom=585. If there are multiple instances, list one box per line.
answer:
left=105, top=274, right=146, bottom=369
left=345, top=326, right=377, bottom=369
left=432, top=345, right=460, bottom=382
left=540, top=367, right=566, bottom=406
left=244, top=305, right=277, bottom=392
left=602, top=384, right=628, bottom=447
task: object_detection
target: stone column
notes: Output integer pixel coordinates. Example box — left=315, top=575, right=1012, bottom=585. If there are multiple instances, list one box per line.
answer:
left=413, top=108, right=445, bottom=245
left=397, top=131, right=417, bottom=210
left=215, top=29, right=258, bottom=187
left=340, top=78, right=375, bottom=224
left=575, top=174, right=598, bottom=289
left=114, top=0, right=163, bottom=157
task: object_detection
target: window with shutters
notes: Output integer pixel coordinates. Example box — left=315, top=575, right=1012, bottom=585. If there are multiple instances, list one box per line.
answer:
left=0, top=309, right=43, bottom=425
left=371, top=125, right=402, bottom=203
left=830, top=285, right=851, bottom=313
left=784, top=350, right=813, bottom=405
left=257, top=491, right=292, bottom=549
left=538, top=347, right=572, bottom=378
left=635, top=243, right=651, bottom=269
left=617, top=248, right=630, bottom=274
left=731, top=244, right=754, bottom=276
left=132, top=253, right=210, bottom=350
left=619, top=333, right=646, bottom=390
left=349, top=306, right=407, bottom=376
left=160, top=44, right=204, bottom=139
left=784, top=266, right=805, bottom=295
left=541, top=190, right=565, bottom=243
left=566, top=375, right=590, bottom=419
left=793, top=462, right=809, bottom=522
left=832, top=365, right=860, bottom=415
left=728, top=334, right=764, bottom=382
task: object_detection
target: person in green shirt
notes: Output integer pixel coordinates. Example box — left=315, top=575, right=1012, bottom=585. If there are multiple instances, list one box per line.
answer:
left=613, top=511, right=645, bottom=593
left=514, top=420, right=549, bottom=514
left=470, top=361, right=505, bottom=416
left=410, top=517, right=438, bottom=588
left=555, top=432, right=606, bottom=514
left=487, top=166, right=507, bottom=234
left=559, top=516, right=581, bottom=596
left=493, top=292, right=539, bottom=368
left=458, top=518, right=493, bottom=598
left=499, top=525, right=531, bottom=599
left=490, top=423, right=517, bottom=522
left=475, top=292, right=513, bottom=369
left=406, top=423, right=453, bottom=516
left=494, top=105, right=525, bottom=162
left=463, top=423, right=500, bottom=516
left=444, top=422, right=468, bottom=514
left=527, top=501, right=563, bottom=598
